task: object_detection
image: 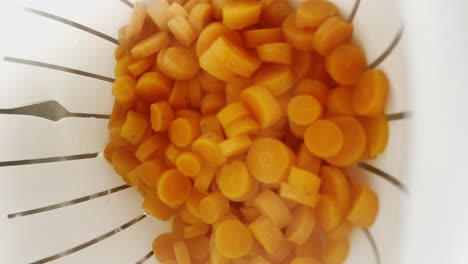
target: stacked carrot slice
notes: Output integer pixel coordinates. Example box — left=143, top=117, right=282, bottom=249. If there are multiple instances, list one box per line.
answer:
left=106, top=0, right=389, bottom=263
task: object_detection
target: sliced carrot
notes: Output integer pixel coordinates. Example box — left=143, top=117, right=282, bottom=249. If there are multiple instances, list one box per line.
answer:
left=304, top=119, right=344, bottom=158
left=257, top=42, right=293, bottom=64
left=115, top=43, right=129, bottom=60
left=169, top=80, right=191, bottom=110
left=325, top=44, right=367, bottom=85
left=199, top=192, right=230, bottom=224
left=137, top=71, right=173, bottom=102
left=112, top=75, right=138, bottom=105
left=225, top=77, right=251, bottom=104
left=115, top=54, right=134, bottom=78
left=286, top=206, right=316, bottom=245
left=254, top=64, right=294, bottom=96
left=347, top=185, right=379, bottom=228
left=279, top=183, right=320, bottom=208
left=142, top=195, right=174, bottom=221
left=217, top=160, right=257, bottom=201
left=153, top=233, right=179, bottom=262
left=316, top=195, right=341, bottom=231
left=361, top=115, right=389, bottom=159
left=313, top=16, right=353, bottom=55
left=147, top=0, right=170, bottom=31
left=352, top=69, right=389, bottom=116
left=263, top=241, right=294, bottom=263
left=282, top=13, right=315, bottom=51
left=287, top=95, right=322, bottom=126
left=225, top=116, right=260, bottom=138
left=243, top=27, right=283, bottom=48
left=288, top=166, right=321, bottom=194
left=247, top=137, right=294, bottom=184
left=193, top=167, right=216, bottom=194
left=173, top=240, right=192, bottom=264
left=187, top=77, right=202, bottom=109
left=240, top=85, right=282, bottom=128
left=131, top=31, right=170, bottom=59
left=253, top=189, right=292, bottom=228
left=185, top=190, right=204, bottom=219
left=172, top=214, right=186, bottom=237
left=166, top=144, right=184, bottom=165
left=158, top=47, right=200, bottom=80
left=296, top=0, right=336, bottom=28
left=240, top=207, right=261, bottom=223
left=248, top=215, right=286, bottom=254
left=196, top=22, right=243, bottom=58
left=326, top=221, right=352, bottom=240
left=295, top=236, right=321, bottom=259
left=126, top=2, right=147, bottom=44
left=112, top=148, right=140, bottom=180
left=222, top=1, right=262, bottom=30
left=199, top=46, right=237, bottom=81
left=184, top=223, right=210, bottom=238
left=128, top=55, right=156, bottom=77
left=176, top=151, right=203, bottom=177
left=200, top=115, right=224, bottom=136
left=157, top=169, right=192, bottom=208
left=168, top=15, right=197, bottom=47
left=325, top=116, right=367, bottom=167
left=219, top=135, right=253, bottom=157
left=201, top=92, right=226, bottom=115
left=217, top=102, right=250, bottom=128
left=186, top=236, right=210, bottom=261
left=135, top=159, right=165, bottom=187
left=327, top=86, right=354, bottom=115
left=167, top=2, right=189, bottom=20
left=120, top=111, right=148, bottom=144
left=296, top=143, right=322, bottom=174
left=169, top=117, right=201, bottom=147
left=294, top=79, right=329, bottom=106
left=215, top=219, right=253, bottom=258
left=192, top=133, right=227, bottom=167
left=260, top=0, right=293, bottom=27
left=189, top=3, right=214, bottom=34
left=322, top=238, right=350, bottom=264
left=308, top=52, right=332, bottom=83
left=320, top=166, right=351, bottom=215
left=179, top=205, right=204, bottom=225
left=150, top=101, right=174, bottom=132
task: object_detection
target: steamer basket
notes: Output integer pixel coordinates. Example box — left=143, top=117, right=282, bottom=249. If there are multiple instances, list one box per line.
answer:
left=0, top=0, right=409, bottom=263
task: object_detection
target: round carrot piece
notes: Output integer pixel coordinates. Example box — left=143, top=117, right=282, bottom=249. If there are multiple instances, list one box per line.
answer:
left=257, top=42, right=293, bottom=64
left=179, top=205, right=204, bottom=225
left=138, top=159, right=166, bottom=187
left=115, top=55, right=133, bottom=79
left=199, top=45, right=238, bottom=81
left=260, top=0, right=293, bottom=27
left=184, top=223, right=210, bottom=239
left=199, top=70, right=225, bottom=93
left=327, top=86, right=355, bottom=115
left=193, top=167, right=217, bottom=194
left=142, top=195, right=173, bottom=221
left=219, top=135, right=253, bottom=157
left=150, top=101, right=174, bottom=132
left=296, top=0, right=337, bottom=28
left=176, top=151, right=202, bottom=177
left=347, top=185, right=379, bottom=228
left=128, top=55, right=156, bottom=77
left=264, top=241, right=294, bottom=263
left=120, top=111, right=148, bottom=145
left=201, top=92, right=226, bottom=115
left=304, top=119, right=344, bottom=158
left=157, top=169, right=192, bottom=208
left=225, top=77, right=252, bottom=104
left=225, top=116, right=260, bottom=138
left=215, top=219, right=253, bottom=258
left=322, top=238, right=350, bottom=264
left=199, top=192, right=230, bottom=224
left=286, top=206, right=316, bottom=245
left=172, top=214, right=185, bottom=237
left=112, top=76, right=138, bottom=105
left=248, top=215, right=286, bottom=254
left=308, top=52, right=332, bottom=83
left=188, top=3, right=214, bottom=34
left=325, top=116, right=366, bottom=167
left=287, top=95, right=322, bottom=126
left=291, top=50, right=313, bottom=81
left=165, top=143, right=184, bottom=165
left=296, top=143, right=322, bottom=174
left=222, top=1, right=262, bottom=30
left=295, top=236, right=322, bottom=259
left=254, top=64, right=295, bottom=96
left=361, top=115, right=389, bottom=159
left=326, top=221, right=352, bottom=240
left=186, top=236, right=210, bottom=261
left=217, top=160, right=256, bottom=201
left=352, top=69, right=389, bottom=116
left=173, top=240, right=191, bottom=264
left=253, top=189, right=292, bottom=228
left=185, top=190, right=204, bottom=220
left=294, top=79, right=329, bottom=106
left=325, top=44, right=367, bottom=85
left=320, top=166, right=351, bottom=214
left=287, top=166, right=321, bottom=194
left=246, top=137, right=294, bottom=184
left=282, top=13, right=315, bottom=51
left=192, top=133, right=226, bottom=167
left=313, top=16, right=353, bottom=55
left=196, top=22, right=243, bottom=57
left=158, top=47, right=200, bottom=80
left=168, top=80, right=191, bottom=110
left=200, top=115, right=224, bottom=136
left=152, top=233, right=179, bottom=262
left=169, top=117, right=201, bottom=147
left=216, top=102, right=250, bottom=128
left=137, top=71, right=173, bottom=102
left=111, top=148, right=140, bottom=179
left=316, top=195, right=342, bottom=231
left=243, top=27, right=283, bottom=48
left=174, top=109, right=202, bottom=122
left=240, top=85, right=282, bottom=128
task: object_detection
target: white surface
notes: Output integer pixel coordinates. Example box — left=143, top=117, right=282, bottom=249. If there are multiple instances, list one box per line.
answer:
left=401, top=0, right=468, bottom=264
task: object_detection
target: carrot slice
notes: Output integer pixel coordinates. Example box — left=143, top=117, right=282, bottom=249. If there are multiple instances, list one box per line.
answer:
left=240, top=85, right=282, bottom=128
left=286, top=206, right=316, bottom=245
left=320, top=166, right=351, bottom=215
left=325, top=44, right=367, bottom=85
left=215, top=219, right=254, bottom=258
left=153, top=233, right=179, bottom=262
left=291, top=50, right=313, bottom=81
left=120, top=111, right=148, bottom=144
left=201, top=92, right=226, bottom=115
left=361, top=115, right=389, bottom=159
left=327, top=86, right=355, bottom=115
left=246, top=137, right=294, bottom=184
left=248, top=215, right=286, bottom=254
left=257, top=42, right=293, bottom=64
left=219, top=135, right=253, bottom=157
left=316, top=195, right=341, bottom=231
left=173, top=240, right=192, bottom=264
left=296, top=0, right=337, bottom=28
left=294, top=79, right=329, bottom=106
left=196, top=22, right=243, bottom=57
left=347, top=185, right=379, bottom=228
left=282, top=13, right=315, bottom=51
left=288, top=166, right=321, bottom=194
left=222, top=1, right=262, bottom=30
left=253, top=189, right=292, bottom=228
left=169, top=117, right=201, bottom=147
left=192, top=133, right=227, bottom=167
left=254, top=64, right=294, bottom=96
left=176, top=151, right=203, bottom=177
left=112, top=76, right=138, bottom=105
left=142, top=195, right=174, bottom=221
left=217, top=160, right=257, bottom=201
left=224, top=116, right=260, bottom=138
left=304, top=119, right=344, bottom=158
left=137, top=71, right=173, bottom=102
left=287, top=95, right=322, bottom=126
left=296, top=143, right=322, bottom=174
left=157, top=169, right=192, bottom=208
left=216, top=102, right=249, bottom=128
left=322, top=238, right=350, bottom=264
left=313, top=16, right=353, bottom=55
left=194, top=167, right=217, bottom=194
left=352, top=69, right=389, bottom=116
left=199, top=192, right=230, bottom=224
left=243, top=27, right=283, bottom=48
